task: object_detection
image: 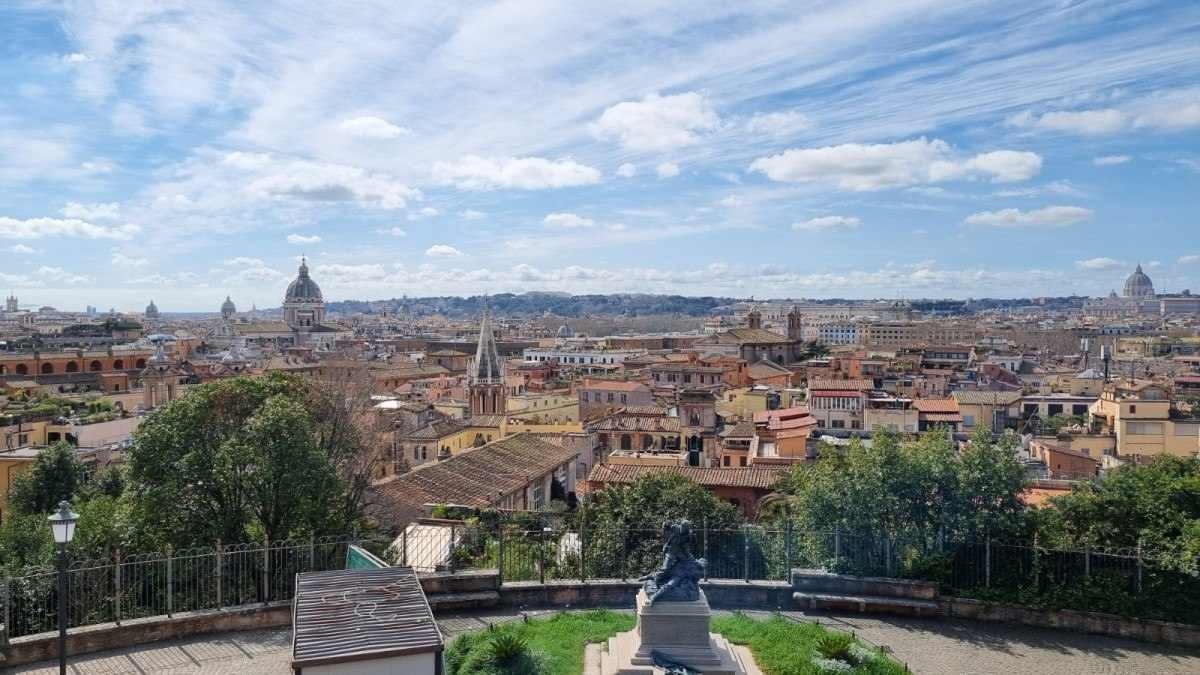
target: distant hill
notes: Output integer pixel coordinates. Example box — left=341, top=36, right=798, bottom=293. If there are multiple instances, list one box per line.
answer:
left=325, top=292, right=739, bottom=318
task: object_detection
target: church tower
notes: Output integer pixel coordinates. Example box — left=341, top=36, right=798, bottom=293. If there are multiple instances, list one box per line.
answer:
left=745, top=305, right=763, bottom=330
left=469, top=303, right=505, bottom=416
left=786, top=304, right=803, bottom=341
left=141, top=338, right=179, bottom=409
left=5, top=293, right=17, bottom=313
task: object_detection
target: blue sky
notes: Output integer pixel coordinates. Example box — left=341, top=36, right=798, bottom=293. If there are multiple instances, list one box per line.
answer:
left=1, top=0, right=1198, bottom=311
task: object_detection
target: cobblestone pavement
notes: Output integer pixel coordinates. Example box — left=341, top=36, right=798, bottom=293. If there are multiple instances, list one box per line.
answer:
left=12, top=608, right=1200, bottom=674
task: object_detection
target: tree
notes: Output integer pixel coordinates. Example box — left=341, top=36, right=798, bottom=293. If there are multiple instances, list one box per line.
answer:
left=579, top=473, right=743, bottom=578
left=8, top=441, right=84, bottom=516
left=125, top=373, right=377, bottom=548
left=1039, top=455, right=1200, bottom=574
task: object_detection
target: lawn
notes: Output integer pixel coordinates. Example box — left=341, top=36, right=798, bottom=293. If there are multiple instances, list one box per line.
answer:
left=444, top=610, right=907, bottom=675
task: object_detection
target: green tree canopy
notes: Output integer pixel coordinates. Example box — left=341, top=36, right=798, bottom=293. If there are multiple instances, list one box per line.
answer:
left=8, top=441, right=84, bottom=517
left=125, top=373, right=376, bottom=548
left=581, top=473, right=744, bottom=531
left=770, top=427, right=1026, bottom=542
left=1038, top=455, right=1200, bottom=574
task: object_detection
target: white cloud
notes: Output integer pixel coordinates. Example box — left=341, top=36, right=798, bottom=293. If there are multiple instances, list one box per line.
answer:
left=223, top=257, right=266, bottom=267
left=316, top=263, right=389, bottom=284
left=460, top=209, right=486, bottom=220
left=337, top=115, right=411, bottom=139
left=62, top=52, right=92, bottom=64
left=1014, top=108, right=1130, bottom=135
left=1179, top=255, right=1200, bottom=265
left=655, top=162, right=680, bottom=178
left=377, top=226, right=407, bottom=237
left=1093, top=155, right=1131, bottom=166
left=912, top=229, right=929, bottom=236
left=432, top=155, right=601, bottom=190
left=792, top=216, right=861, bottom=232
left=9, top=244, right=36, bottom=254
left=407, top=206, right=440, bottom=220
left=962, top=150, right=1042, bottom=182
left=543, top=212, right=595, bottom=229
left=744, top=109, right=812, bottom=136
left=749, top=138, right=1041, bottom=191
left=717, top=196, right=744, bottom=208
left=111, top=252, right=150, bottom=268
left=286, top=233, right=322, bottom=245
left=616, top=163, right=637, bottom=178
left=1075, top=257, right=1124, bottom=270
left=591, top=92, right=720, bottom=152
left=0, top=216, right=139, bottom=240
left=425, top=244, right=464, bottom=258
left=235, top=153, right=419, bottom=209
left=61, top=201, right=121, bottom=220
left=965, top=205, right=1093, bottom=228
left=35, top=266, right=91, bottom=285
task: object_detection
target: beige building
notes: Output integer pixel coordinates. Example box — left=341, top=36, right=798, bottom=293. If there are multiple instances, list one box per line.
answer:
left=1089, top=380, right=1200, bottom=459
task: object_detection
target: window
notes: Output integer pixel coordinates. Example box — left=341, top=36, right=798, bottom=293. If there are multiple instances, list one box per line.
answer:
left=1073, top=404, right=1089, bottom=416
left=1128, top=405, right=1137, bottom=414
left=621, top=394, right=627, bottom=404
left=831, top=420, right=845, bottom=429
left=607, top=393, right=614, bottom=403
left=1126, top=421, right=1162, bottom=435
left=1175, top=423, right=1200, bottom=437
left=963, top=415, right=975, bottom=427
left=1047, top=404, right=1063, bottom=416
left=723, top=456, right=730, bottom=466
left=739, top=456, right=747, bottom=467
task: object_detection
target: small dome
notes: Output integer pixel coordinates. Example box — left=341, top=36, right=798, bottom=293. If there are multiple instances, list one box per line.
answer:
left=284, top=258, right=323, bottom=303
left=1123, top=264, right=1154, bottom=298
left=557, top=324, right=571, bottom=338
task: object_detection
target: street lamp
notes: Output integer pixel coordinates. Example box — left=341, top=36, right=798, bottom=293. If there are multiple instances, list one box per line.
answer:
left=48, top=501, right=78, bottom=675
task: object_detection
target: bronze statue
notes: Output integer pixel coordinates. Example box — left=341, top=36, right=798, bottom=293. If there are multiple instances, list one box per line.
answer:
left=638, top=520, right=706, bottom=604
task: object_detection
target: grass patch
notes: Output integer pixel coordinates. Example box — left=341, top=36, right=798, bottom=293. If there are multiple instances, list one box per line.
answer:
left=445, top=610, right=905, bottom=675
left=713, top=612, right=906, bottom=674
left=446, top=610, right=634, bottom=675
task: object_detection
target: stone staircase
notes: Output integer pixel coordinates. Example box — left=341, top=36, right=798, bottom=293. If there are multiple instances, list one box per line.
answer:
left=419, top=570, right=501, bottom=612
left=790, top=568, right=940, bottom=616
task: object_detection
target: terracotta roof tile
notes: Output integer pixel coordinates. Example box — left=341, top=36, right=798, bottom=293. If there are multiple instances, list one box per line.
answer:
left=586, top=463, right=787, bottom=489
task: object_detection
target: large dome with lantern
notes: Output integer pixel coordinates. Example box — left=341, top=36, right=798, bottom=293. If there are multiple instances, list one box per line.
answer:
left=284, top=257, right=323, bottom=303
left=1122, top=264, right=1155, bottom=299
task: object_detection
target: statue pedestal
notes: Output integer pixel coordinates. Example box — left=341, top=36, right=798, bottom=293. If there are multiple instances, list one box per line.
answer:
left=591, top=590, right=758, bottom=675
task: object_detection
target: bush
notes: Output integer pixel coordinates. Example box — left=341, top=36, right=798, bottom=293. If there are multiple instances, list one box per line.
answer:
left=487, top=633, right=528, bottom=664
left=816, top=631, right=855, bottom=662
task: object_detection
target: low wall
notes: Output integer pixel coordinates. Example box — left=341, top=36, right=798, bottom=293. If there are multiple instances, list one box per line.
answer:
left=499, top=578, right=793, bottom=611
left=942, top=597, right=1200, bottom=647
left=3, top=602, right=292, bottom=668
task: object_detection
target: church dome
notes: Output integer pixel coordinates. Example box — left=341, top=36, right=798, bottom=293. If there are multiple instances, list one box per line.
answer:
left=557, top=324, right=571, bottom=338
left=145, top=300, right=159, bottom=317
left=1122, top=264, right=1154, bottom=298
left=221, top=295, right=237, bottom=318
left=284, top=258, right=323, bottom=303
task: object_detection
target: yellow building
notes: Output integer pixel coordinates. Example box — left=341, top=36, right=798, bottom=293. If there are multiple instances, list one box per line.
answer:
left=506, top=392, right=579, bottom=424
left=1089, top=380, right=1200, bottom=459
left=717, top=386, right=772, bottom=421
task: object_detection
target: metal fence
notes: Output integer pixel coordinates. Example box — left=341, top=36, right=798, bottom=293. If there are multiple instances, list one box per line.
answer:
left=1, top=525, right=1187, bottom=643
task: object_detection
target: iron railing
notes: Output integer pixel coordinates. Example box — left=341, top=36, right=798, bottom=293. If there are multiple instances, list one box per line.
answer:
left=0, top=525, right=1189, bottom=644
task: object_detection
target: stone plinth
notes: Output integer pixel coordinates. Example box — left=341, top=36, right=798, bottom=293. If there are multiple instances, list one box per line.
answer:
left=591, top=589, right=758, bottom=675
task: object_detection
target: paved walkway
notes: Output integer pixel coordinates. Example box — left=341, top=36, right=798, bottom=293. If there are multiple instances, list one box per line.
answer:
left=12, top=608, right=1200, bottom=674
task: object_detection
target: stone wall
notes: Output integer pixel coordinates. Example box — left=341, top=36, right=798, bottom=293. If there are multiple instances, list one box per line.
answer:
left=942, top=597, right=1200, bottom=646
left=4, top=603, right=292, bottom=668
left=499, top=579, right=793, bottom=611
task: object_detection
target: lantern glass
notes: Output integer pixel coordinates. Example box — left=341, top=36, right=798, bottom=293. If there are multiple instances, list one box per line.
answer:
left=48, top=501, right=79, bottom=545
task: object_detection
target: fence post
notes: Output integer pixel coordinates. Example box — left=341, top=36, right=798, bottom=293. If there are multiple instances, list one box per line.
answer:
left=834, top=526, right=841, bottom=569
left=448, top=524, right=458, bottom=574
left=743, top=526, right=751, bottom=583
left=702, top=519, right=709, bottom=581
left=985, top=537, right=991, bottom=588
left=1032, top=532, right=1040, bottom=590
left=579, top=518, right=587, bottom=584
left=1136, top=540, right=1143, bottom=594
left=884, top=531, right=892, bottom=578
left=308, top=537, right=316, bottom=573
left=539, top=529, right=547, bottom=585
left=113, top=548, right=122, bottom=626
left=215, top=541, right=223, bottom=609
left=496, top=528, right=504, bottom=585
left=166, top=545, right=174, bottom=618
left=2, top=576, right=10, bottom=649
left=262, top=537, right=270, bottom=604
left=402, top=527, right=409, bottom=568
left=1084, top=544, right=1090, bottom=578
left=621, top=527, right=628, bottom=582
left=785, top=520, right=794, bottom=580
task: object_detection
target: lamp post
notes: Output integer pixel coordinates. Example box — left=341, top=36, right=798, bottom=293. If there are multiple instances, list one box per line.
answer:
left=48, top=501, right=78, bottom=675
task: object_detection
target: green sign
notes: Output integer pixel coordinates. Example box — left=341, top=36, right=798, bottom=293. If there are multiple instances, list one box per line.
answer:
left=346, top=544, right=389, bottom=569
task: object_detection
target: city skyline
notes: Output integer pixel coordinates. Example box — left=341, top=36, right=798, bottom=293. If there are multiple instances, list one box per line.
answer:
left=2, top=1, right=1199, bottom=310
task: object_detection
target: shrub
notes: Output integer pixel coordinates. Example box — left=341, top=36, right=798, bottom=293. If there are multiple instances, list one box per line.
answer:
left=815, top=631, right=855, bottom=662
left=487, top=633, right=528, bottom=664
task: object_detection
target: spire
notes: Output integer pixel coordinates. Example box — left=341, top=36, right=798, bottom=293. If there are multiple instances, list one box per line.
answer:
left=473, top=300, right=503, bottom=383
